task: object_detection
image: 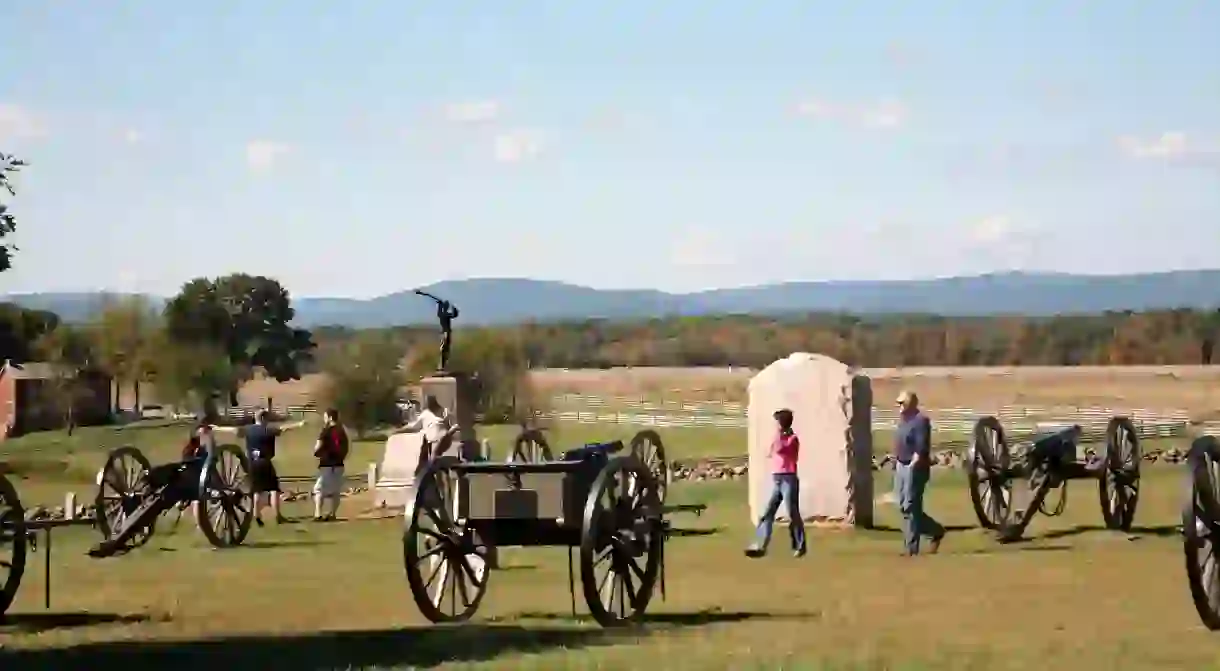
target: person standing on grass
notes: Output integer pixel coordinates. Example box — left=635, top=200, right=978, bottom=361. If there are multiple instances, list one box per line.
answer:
left=745, top=408, right=807, bottom=559
left=894, top=390, right=945, bottom=556
left=312, top=408, right=349, bottom=522
left=212, top=410, right=307, bottom=526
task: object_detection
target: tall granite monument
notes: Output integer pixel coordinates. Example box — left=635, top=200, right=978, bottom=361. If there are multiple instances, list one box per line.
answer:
left=747, top=352, right=874, bottom=528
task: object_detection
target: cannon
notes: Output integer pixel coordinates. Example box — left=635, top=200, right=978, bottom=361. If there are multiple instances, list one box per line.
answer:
left=89, top=444, right=254, bottom=558
left=967, top=416, right=1141, bottom=543
left=1183, top=435, right=1220, bottom=629
left=403, top=433, right=690, bottom=628
left=0, top=472, right=28, bottom=617
left=510, top=428, right=670, bottom=503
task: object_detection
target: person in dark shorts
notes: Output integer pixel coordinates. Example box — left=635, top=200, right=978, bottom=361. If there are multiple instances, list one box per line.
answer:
left=213, top=410, right=306, bottom=526
left=312, top=408, right=349, bottom=522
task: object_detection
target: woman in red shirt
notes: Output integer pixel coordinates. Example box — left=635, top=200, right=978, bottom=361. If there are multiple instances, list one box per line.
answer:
left=745, top=408, right=807, bottom=558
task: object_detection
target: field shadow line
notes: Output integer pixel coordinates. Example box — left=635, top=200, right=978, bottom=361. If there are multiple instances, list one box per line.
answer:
left=667, top=526, right=723, bottom=538
left=0, top=614, right=751, bottom=671
left=0, top=611, right=157, bottom=633
left=1037, top=523, right=1181, bottom=541
left=496, top=607, right=820, bottom=627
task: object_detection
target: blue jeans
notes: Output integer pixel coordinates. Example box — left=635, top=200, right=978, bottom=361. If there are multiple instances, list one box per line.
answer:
left=753, top=473, right=806, bottom=552
left=896, top=462, right=945, bottom=554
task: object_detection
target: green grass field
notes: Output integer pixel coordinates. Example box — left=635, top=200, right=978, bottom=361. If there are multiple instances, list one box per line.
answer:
left=0, top=421, right=1214, bottom=670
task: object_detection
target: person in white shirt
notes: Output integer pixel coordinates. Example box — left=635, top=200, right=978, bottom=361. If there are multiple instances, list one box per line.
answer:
left=392, top=395, right=457, bottom=461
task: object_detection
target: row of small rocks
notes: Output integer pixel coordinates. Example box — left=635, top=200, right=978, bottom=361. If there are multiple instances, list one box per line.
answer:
left=668, top=447, right=1191, bottom=483
left=22, top=486, right=371, bottom=523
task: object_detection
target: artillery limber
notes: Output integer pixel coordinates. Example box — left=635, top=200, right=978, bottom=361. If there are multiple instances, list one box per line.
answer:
left=90, top=443, right=254, bottom=557
left=404, top=430, right=694, bottom=628
left=1183, top=435, right=1220, bottom=629
left=967, top=416, right=1141, bottom=543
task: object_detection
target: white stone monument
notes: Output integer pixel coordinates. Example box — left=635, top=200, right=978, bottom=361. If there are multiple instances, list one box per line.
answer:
left=373, top=432, right=429, bottom=508
left=747, top=352, right=874, bottom=528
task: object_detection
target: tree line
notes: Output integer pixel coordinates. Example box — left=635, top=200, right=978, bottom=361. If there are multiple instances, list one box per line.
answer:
left=314, top=308, right=1220, bottom=370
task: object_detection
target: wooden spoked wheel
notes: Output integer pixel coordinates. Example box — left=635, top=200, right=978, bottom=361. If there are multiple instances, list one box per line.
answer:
left=94, top=446, right=156, bottom=552
left=1099, top=417, right=1141, bottom=531
left=629, top=430, right=670, bottom=504
left=1185, top=435, right=1220, bottom=630
left=579, top=456, right=664, bottom=627
left=968, top=416, right=1014, bottom=530
left=403, top=456, right=490, bottom=623
left=0, top=473, right=28, bottom=617
left=511, top=429, right=553, bottom=463
left=196, top=444, right=254, bottom=548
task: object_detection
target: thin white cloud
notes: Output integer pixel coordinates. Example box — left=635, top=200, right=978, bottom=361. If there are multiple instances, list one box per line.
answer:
left=0, top=104, right=48, bottom=142
left=859, top=100, right=907, bottom=129
left=793, top=98, right=908, bottom=129
left=970, top=214, right=1018, bottom=244
left=965, top=214, right=1040, bottom=271
left=493, top=129, right=545, bottom=164
left=245, top=140, right=292, bottom=173
left=1117, top=132, right=1220, bottom=169
left=1117, top=132, right=1189, bottom=159
left=443, top=100, right=501, bottom=124
left=122, top=128, right=144, bottom=144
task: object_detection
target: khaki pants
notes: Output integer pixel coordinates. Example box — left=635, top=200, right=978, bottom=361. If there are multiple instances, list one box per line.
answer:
left=314, top=466, right=346, bottom=498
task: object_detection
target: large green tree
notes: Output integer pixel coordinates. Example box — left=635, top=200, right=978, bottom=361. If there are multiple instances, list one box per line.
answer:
left=0, top=153, right=26, bottom=273
left=163, top=274, right=316, bottom=405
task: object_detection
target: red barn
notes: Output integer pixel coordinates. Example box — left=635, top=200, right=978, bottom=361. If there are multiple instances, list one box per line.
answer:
left=0, top=361, right=113, bottom=439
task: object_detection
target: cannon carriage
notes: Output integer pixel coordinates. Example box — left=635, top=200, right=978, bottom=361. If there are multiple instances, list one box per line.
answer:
left=404, top=430, right=689, bottom=628
left=0, top=472, right=28, bottom=617
left=0, top=441, right=254, bottom=617
left=967, top=416, right=1141, bottom=542
left=90, top=443, right=254, bottom=557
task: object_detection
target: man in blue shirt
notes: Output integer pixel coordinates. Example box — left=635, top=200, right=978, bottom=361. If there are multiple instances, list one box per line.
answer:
left=213, top=410, right=306, bottom=526
left=893, top=390, right=945, bottom=556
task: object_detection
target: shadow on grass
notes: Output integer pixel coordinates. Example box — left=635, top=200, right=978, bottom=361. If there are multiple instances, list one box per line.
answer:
left=956, top=545, right=1075, bottom=555
left=0, top=610, right=766, bottom=671
left=868, top=524, right=976, bottom=534
left=239, top=539, right=335, bottom=549
left=0, top=611, right=156, bottom=633
left=667, top=526, right=722, bottom=538
left=1037, top=523, right=1181, bottom=541
left=496, top=608, right=819, bottom=627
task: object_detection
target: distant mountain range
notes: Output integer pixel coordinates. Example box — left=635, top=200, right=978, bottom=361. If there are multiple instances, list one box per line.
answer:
left=5, top=270, right=1220, bottom=328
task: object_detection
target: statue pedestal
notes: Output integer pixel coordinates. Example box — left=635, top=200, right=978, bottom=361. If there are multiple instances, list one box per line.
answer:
left=420, top=373, right=478, bottom=445
left=374, top=369, right=499, bottom=566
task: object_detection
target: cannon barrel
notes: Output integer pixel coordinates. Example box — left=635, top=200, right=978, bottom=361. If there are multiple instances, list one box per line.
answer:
left=1029, top=424, right=1082, bottom=462
left=559, top=440, right=625, bottom=462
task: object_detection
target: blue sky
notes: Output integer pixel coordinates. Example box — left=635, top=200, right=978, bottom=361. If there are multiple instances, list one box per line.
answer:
left=1, top=1, right=1217, bottom=298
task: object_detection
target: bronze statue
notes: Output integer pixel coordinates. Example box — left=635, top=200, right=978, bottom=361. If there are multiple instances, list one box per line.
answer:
left=414, top=290, right=459, bottom=371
